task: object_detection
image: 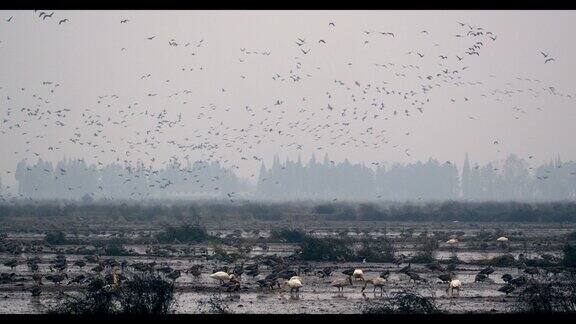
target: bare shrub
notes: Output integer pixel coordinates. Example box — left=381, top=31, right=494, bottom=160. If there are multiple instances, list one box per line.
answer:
left=270, top=228, right=307, bottom=243
left=117, top=273, right=175, bottom=314
left=156, top=224, right=210, bottom=243
left=516, top=278, right=576, bottom=313
left=411, top=233, right=438, bottom=263
left=563, top=244, right=576, bottom=268
left=361, top=290, right=440, bottom=314
left=196, top=293, right=232, bottom=314
left=50, top=272, right=175, bottom=314
left=357, top=238, right=395, bottom=262
left=300, top=236, right=353, bottom=261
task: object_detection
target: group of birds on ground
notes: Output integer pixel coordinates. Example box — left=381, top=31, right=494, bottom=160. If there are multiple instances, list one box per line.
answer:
left=0, top=230, right=571, bottom=304
left=0, top=11, right=573, bottom=202
left=0, top=252, right=501, bottom=299
left=1, top=251, right=463, bottom=298
left=203, top=257, right=549, bottom=298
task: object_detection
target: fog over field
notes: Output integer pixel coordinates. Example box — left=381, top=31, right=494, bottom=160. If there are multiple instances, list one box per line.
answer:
left=1, top=10, right=576, bottom=201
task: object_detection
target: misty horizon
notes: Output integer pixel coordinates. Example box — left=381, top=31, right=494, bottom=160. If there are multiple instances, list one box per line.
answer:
left=1, top=10, right=576, bottom=200
left=2, top=151, right=574, bottom=202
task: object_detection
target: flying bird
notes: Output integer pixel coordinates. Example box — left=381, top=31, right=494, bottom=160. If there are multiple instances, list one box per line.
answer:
left=42, top=12, right=54, bottom=20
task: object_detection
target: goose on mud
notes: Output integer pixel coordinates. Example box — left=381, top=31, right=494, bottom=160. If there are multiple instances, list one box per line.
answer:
left=446, top=279, right=461, bottom=297
left=361, top=277, right=386, bottom=293
left=332, top=277, right=353, bottom=292
left=352, top=269, right=364, bottom=281
left=210, top=271, right=234, bottom=284
left=379, top=270, right=390, bottom=281
left=446, top=238, right=459, bottom=244
left=283, top=276, right=303, bottom=294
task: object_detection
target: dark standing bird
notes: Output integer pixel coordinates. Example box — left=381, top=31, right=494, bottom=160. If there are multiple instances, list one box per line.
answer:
left=316, top=267, right=333, bottom=278
left=167, top=270, right=181, bottom=281
left=498, top=283, right=515, bottom=295
left=342, top=267, right=355, bottom=277
left=188, top=265, right=203, bottom=279
left=406, top=272, right=426, bottom=283
left=46, top=273, right=68, bottom=285
left=502, top=274, right=513, bottom=283
left=31, top=286, right=42, bottom=297
left=438, top=272, right=454, bottom=283
left=399, top=263, right=411, bottom=274
left=510, top=276, right=528, bottom=287
left=233, top=263, right=244, bottom=277
left=475, top=273, right=489, bottom=282
left=524, top=267, right=539, bottom=277
left=479, top=267, right=495, bottom=276
left=379, top=270, right=390, bottom=281
left=3, top=259, right=17, bottom=270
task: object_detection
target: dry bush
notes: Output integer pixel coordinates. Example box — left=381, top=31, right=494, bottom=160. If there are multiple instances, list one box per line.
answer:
left=516, top=278, right=576, bottom=313
left=361, top=290, right=440, bottom=314
left=50, top=272, right=175, bottom=314
left=196, top=293, right=232, bottom=314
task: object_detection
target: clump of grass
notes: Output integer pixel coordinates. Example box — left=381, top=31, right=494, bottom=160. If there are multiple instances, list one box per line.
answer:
left=488, top=254, right=517, bottom=267
left=300, top=236, right=353, bottom=261
left=361, top=290, right=440, bottom=314
left=50, top=272, right=175, bottom=314
left=196, top=293, right=232, bottom=314
left=210, top=243, right=245, bottom=262
left=45, top=231, right=68, bottom=245
left=524, top=255, right=560, bottom=268
left=563, top=244, right=576, bottom=268
left=269, top=228, right=307, bottom=243
left=410, top=233, right=438, bottom=264
left=118, top=273, right=175, bottom=314
left=516, top=278, right=576, bottom=313
left=471, top=254, right=516, bottom=267
left=357, top=238, right=395, bottom=262
left=100, top=239, right=134, bottom=256
left=156, top=224, right=210, bottom=243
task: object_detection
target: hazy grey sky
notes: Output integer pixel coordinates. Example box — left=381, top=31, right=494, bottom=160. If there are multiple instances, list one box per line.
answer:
left=1, top=10, right=576, bottom=187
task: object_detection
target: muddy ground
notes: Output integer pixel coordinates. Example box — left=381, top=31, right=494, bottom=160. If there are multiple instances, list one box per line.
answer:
left=0, top=220, right=574, bottom=314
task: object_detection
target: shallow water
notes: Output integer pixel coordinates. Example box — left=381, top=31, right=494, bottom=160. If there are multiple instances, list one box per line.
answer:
left=0, top=222, right=571, bottom=313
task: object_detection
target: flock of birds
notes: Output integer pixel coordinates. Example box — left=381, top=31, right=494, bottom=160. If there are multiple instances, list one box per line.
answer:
left=1, top=234, right=563, bottom=303
left=0, top=11, right=573, bottom=201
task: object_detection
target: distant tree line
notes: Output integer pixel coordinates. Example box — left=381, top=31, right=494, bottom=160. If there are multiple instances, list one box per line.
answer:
left=258, top=153, right=576, bottom=201
left=2, top=200, right=576, bottom=222
left=12, top=158, right=245, bottom=200
left=6, top=153, right=576, bottom=202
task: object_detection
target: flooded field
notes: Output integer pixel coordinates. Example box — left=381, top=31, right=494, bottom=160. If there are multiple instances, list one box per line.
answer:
left=1, top=217, right=575, bottom=314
